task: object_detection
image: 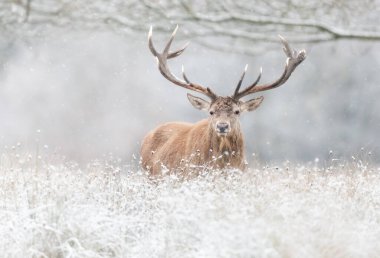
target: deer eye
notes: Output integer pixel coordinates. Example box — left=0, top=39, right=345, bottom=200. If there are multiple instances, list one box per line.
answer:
left=209, top=111, right=214, bottom=115
left=234, top=110, right=240, bottom=115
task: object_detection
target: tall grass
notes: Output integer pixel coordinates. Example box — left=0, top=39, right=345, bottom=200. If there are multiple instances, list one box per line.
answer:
left=0, top=151, right=379, bottom=258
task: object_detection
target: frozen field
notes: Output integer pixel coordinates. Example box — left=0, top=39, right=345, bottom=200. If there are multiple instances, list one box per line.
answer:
left=1, top=153, right=380, bottom=258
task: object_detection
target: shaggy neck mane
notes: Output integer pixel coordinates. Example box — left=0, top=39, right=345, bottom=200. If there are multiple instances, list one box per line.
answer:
left=207, top=123, right=244, bottom=167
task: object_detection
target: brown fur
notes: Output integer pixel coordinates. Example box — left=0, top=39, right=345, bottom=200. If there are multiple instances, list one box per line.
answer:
left=144, top=27, right=305, bottom=177
left=140, top=119, right=246, bottom=176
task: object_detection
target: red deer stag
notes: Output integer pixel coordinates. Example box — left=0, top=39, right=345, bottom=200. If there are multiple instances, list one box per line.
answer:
left=141, top=26, right=306, bottom=176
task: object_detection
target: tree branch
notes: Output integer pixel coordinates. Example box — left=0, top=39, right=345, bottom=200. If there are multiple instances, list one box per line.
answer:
left=24, top=0, right=32, bottom=22
left=1, top=0, right=379, bottom=56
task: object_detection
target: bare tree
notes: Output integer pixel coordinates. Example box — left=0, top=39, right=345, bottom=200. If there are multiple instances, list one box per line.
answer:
left=1, top=0, right=379, bottom=54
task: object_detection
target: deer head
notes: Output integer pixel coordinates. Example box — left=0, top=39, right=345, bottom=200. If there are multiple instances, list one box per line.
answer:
left=148, top=26, right=306, bottom=137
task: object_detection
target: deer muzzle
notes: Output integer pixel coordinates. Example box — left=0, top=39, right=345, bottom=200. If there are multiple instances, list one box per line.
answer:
left=216, top=122, right=230, bottom=136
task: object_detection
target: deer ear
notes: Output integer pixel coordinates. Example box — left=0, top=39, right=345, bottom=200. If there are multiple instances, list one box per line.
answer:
left=187, top=93, right=210, bottom=111
left=240, top=96, right=264, bottom=112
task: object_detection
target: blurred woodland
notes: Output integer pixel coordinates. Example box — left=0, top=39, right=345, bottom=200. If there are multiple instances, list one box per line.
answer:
left=0, top=0, right=379, bottom=163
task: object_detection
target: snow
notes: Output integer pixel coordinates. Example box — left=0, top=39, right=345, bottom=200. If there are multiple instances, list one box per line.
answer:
left=1, top=154, right=380, bottom=257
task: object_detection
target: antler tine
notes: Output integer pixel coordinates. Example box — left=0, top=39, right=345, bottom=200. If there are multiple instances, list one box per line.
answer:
left=168, top=42, right=189, bottom=59
left=182, top=65, right=190, bottom=83
left=233, top=66, right=262, bottom=99
left=149, top=26, right=189, bottom=59
left=148, top=26, right=217, bottom=100
left=148, top=26, right=158, bottom=57
left=234, top=35, right=306, bottom=99
left=163, top=25, right=178, bottom=56
left=279, top=35, right=292, bottom=57
left=233, top=64, right=248, bottom=98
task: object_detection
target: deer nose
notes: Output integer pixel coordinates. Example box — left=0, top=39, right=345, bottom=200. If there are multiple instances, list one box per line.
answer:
left=216, top=122, right=230, bottom=133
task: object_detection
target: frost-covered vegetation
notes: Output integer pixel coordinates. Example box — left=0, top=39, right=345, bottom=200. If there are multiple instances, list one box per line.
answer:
left=1, top=152, right=379, bottom=258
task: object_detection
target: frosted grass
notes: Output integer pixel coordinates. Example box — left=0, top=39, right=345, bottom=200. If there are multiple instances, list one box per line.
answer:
left=1, top=153, right=380, bottom=258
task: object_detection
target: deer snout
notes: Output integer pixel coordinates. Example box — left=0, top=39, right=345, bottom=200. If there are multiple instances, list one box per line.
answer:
left=216, top=122, right=230, bottom=135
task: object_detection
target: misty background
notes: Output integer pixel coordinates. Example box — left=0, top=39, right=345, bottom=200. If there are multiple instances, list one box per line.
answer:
left=0, top=0, right=379, bottom=165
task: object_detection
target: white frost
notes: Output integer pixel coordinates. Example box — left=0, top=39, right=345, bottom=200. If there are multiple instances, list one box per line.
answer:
left=0, top=154, right=379, bottom=257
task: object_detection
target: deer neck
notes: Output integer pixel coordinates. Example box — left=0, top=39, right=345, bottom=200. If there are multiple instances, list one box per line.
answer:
left=207, top=122, right=244, bottom=166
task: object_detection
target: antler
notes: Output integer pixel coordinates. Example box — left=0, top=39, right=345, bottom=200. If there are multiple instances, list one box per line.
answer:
left=233, top=35, right=306, bottom=100
left=148, top=25, right=217, bottom=100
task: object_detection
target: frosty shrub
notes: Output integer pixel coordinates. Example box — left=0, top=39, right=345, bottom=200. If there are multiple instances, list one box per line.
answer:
left=0, top=152, right=380, bottom=258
